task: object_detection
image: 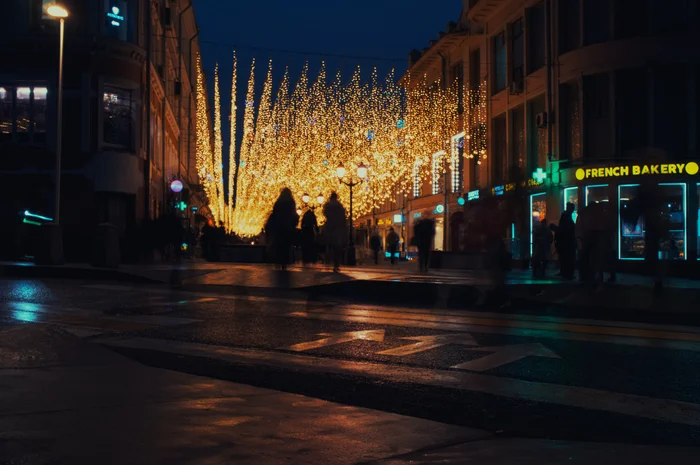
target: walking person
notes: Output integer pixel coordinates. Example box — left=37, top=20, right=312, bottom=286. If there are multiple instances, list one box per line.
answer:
left=300, top=209, right=319, bottom=266
left=369, top=229, right=382, bottom=265
left=556, top=202, right=577, bottom=280
left=265, top=188, right=299, bottom=271
left=322, top=192, right=347, bottom=273
left=386, top=227, right=400, bottom=265
left=414, top=218, right=435, bottom=273
left=532, top=218, right=553, bottom=278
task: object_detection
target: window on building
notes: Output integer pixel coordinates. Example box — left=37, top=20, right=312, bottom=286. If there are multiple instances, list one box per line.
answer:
left=614, top=0, right=648, bottom=39
left=560, top=81, right=582, bottom=160
left=493, top=31, right=507, bottom=94
left=104, top=0, right=128, bottom=41
left=413, top=162, right=422, bottom=198
left=558, top=0, right=581, bottom=54
left=615, top=68, right=648, bottom=156
left=0, top=87, right=12, bottom=141
left=493, top=115, right=507, bottom=184
left=469, top=48, right=481, bottom=90
left=527, top=95, right=547, bottom=171
left=527, top=2, right=546, bottom=73
left=654, top=65, right=689, bottom=159
left=103, top=86, right=134, bottom=149
left=452, top=62, right=464, bottom=113
left=0, top=85, right=48, bottom=144
left=584, top=0, right=611, bottom=45
left=451, top=133, right=465, bottom=193
left=510, top=19, right=524, bottom=86
left=583, top=74, right=611, bottom=159
left=619, top=183, right=686, bottom=260
left=511, top=105, right=525, bottom=172
left=432, top=152, right=445, bottom=195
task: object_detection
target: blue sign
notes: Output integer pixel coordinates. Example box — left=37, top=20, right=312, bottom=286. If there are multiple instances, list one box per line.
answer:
left=457, top=197, right=465, bottom=206
left=434, top=204, right=445, bottom=214
left=413, top=212, right=422, bottom=219
left=393, top=214, right=403, bottom=224
left=493, top=185, right=505, bottom=196
left=107, top=6, right=124, bottom=27
left=532, top=167, right=547, bottom=184
left=467, top=190, right=480, bottom=201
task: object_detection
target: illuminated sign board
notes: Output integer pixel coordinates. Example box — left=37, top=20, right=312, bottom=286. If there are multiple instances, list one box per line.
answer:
left=413, top=212, right=422, bottom=219
left=575, top=162, right=699, bottom=180
left=377, top=219, right=385, bottom=225
left=393, top=214, right=403, bottom=223
left=457, top=197, right=465, bottom=206
left=493, top=185, right=504, bottom=196
left=467, top=190, right=479, bottom=201
left=107, top=6, right=124, bottom=27
left=434, top=204, right=445, bottom=214
left=532, top=167, right=547, bottom=184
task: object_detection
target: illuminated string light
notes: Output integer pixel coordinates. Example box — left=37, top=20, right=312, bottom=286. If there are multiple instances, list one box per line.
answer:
left=213, top=63, right=225, bottom=225
left=197, top=59, right=478, bottom=237
left=195, top=55, right=218, bottom=222
left=226, top=51, right=238, bottom=231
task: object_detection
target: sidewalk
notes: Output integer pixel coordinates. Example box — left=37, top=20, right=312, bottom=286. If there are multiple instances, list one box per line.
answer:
left=1, top=325, right=697, bottom=465
left=3, top=260, right=700, bottom=315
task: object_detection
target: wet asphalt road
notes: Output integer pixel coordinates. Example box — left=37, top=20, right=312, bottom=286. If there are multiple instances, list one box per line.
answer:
left=2, top=278, right=700, bottom=447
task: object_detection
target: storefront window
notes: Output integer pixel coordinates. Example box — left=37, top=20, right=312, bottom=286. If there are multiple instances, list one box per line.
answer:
left=563, top=187, right=578, bottom=222
left=618, top=183, right=686, bottom=260
left=530, top=192, right=547, bottom=256
left=585, top=184, right=609, bottom=205
left=434, top=217, right=444, bottom=251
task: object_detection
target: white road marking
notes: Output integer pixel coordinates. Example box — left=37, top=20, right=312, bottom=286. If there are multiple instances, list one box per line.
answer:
left=285, top=330, right=385, bottom=352
left=451, top=343, right=560, bottom=371
left=285, top=311, right=700, bottom=352
left=99, top=336, right=700, bottom=427
left=377, top=333, right=477, bottom=356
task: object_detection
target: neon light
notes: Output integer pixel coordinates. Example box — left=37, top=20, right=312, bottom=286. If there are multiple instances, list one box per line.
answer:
left=23, top=218, right=41, bottom=226
left=24, top=211, right=53, bottom=221
left=435, top=204, right=444, bottom=214
left=393, top=214, right=403, bottom=223
left=563, top=187, right=578, bottom=222
left=457, top=197, right=465, bottom=206
left=467, top=190, right=479, bottom=201
left=532, top=167, right=547, bottom=184
left=660, top=183, right=687, bottom=261
left=170, top=180, right=184, bottom=193
left=493, top=185, right=505, bottom=196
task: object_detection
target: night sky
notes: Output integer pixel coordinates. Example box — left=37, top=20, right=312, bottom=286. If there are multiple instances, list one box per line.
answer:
left=194, top=0, right=461, bottom=179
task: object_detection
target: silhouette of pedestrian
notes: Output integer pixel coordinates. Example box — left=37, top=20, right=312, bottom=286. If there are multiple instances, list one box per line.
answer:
left=322, top=192, right=347, bottom=273
left=265, top=188, right=299, bottom=270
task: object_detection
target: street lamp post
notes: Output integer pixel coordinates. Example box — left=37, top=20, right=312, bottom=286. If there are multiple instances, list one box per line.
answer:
left=336, top=162, right=367, bottom=266
left=47, top=3, right=68, bottom=224
left=301, top=192, right=325, bottom=211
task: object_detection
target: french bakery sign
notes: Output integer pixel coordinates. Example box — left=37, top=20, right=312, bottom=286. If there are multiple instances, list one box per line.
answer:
left=575, top=162, right=699, bottom=180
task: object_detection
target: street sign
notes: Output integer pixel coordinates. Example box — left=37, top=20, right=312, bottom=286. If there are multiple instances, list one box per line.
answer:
left=451, top=343, right=560, bottom=371
left=377, top=333, right=477, bottom=357
left=285, top=330, right=385, bottom=352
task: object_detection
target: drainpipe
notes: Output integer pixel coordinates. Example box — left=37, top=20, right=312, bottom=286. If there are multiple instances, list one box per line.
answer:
left=438, top=51, right=449, bottom=252
left=545, top=0, right=554, bottom=174
left=144, top=0, right=152, bottom=220
left=177, top=0, right=193, bottom=182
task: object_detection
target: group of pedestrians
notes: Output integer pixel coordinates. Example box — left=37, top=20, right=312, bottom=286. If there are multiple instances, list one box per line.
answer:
left=265, top=188, right=348, bottom=272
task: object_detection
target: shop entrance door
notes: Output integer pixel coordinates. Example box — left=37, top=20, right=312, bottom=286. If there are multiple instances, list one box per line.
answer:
left=529, top=193, right=547, bottom=257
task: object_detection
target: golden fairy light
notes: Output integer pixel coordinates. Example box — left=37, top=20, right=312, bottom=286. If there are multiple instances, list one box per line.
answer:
left=194, top=55, right=218, bottom=223
left=226, top=51, right=238, bottom=231
left=196, top=58, right=484, bottom=236
left=213, top=63, right=225, bottom=225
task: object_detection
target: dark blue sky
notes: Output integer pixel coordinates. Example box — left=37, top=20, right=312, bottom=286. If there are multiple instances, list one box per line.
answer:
left=194, top=0, right=461, bottom=164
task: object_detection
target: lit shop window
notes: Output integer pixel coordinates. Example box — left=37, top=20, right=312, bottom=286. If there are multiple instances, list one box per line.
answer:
left=585, top=184, right=609, bottom=206
left=563, top=186, right=578, bottom=222
left=431, top=151, right=445, bottom=195
left=0, top=86, right=48, bottom=144
left=618, top=183, right=686, bottom=261
left=530, top=192, right=547, bottom=257
left=103, top=86, right=134, bottom=149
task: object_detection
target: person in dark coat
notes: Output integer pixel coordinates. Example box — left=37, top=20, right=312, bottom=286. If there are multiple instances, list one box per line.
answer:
left=386, top=227, right=400, bottom=265
left=265, top=188, right=299, bottom=270
left=322, top=192, right=347, bottom=273
left=556, top=202, right=577, bottom=279
left=414, top=218, right=435, bottom=273
left=369, top=229, right=382, bottom=265
left=300, top=209, right=319, bottom=265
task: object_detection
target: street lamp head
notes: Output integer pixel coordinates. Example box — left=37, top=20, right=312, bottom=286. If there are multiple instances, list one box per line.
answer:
left=296, top=208, right=302, bottom=216
left=317, top=193, right=325, bottom=204
left=357, top=162, right=368, bottom=180
left=301, top=193, right=310, bottom=204
left=336, top=163, right=346, bottom=180
left=46, top=3, right=69, bottom=18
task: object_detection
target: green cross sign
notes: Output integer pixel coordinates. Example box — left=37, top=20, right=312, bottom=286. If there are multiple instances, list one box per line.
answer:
left=532, top=168, right=547, bottom=184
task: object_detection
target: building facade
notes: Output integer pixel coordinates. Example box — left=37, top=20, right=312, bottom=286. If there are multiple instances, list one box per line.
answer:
left=0, top=0, right=206, bottom=261
left=358, top=0, right=700, bottom=269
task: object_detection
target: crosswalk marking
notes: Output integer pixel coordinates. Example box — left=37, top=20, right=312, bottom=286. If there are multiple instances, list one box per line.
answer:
left=286, top=310, right=700, bottom=352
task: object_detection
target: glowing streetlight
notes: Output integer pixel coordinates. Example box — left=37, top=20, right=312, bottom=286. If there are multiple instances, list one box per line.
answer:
left=316, top=193, right=325, bottom=205
left=335, top=162, right=369, bottom=266
left=301, top=193, right=311, bottom=204
left=46, top=3, right=69, bottom=224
